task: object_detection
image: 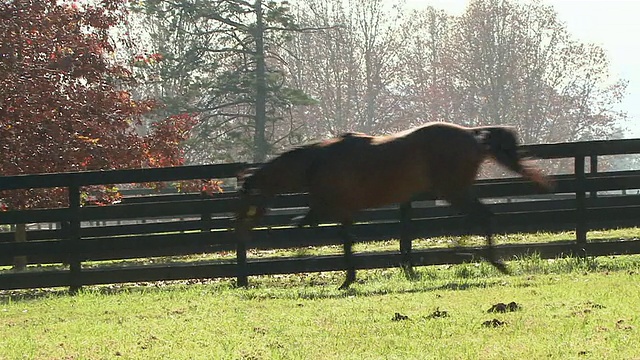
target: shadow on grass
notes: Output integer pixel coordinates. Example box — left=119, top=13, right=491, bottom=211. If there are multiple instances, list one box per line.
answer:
left=317, top=279, right=506, bottom=300
left=0, top=269, right=504, bottom=303
left=3, top=252, right=640, bottom=303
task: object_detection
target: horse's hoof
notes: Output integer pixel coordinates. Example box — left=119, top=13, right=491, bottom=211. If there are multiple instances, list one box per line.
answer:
left=492, top=260, right=510, bottom=275
left=338, top=276, right=355, bottom=290
left=401, top=265, right=419, bottom=280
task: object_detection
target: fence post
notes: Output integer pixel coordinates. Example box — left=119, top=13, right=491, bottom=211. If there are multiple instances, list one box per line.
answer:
left=12, top=224, right=27, bottom=271
left=589, top=155, right=598, bottom=199
left=575, top=155, right=587, bottom=244
left=201, top=209, right=212, bottom=239
left=235, top=197, right=249, bottom=286
left=68, top=182, right=82, bottom=293
left=236, top=231, right=248, bottom=287
left=399, top=202, right=413, bottom=275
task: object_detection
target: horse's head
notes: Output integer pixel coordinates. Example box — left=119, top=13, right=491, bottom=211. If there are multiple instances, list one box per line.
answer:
left=235, top=167, right=268, bottom=227
left=234, top=144, right=324, bottom=228
left=476, top=126, right=520, bottom=169
left=477, top=126, right=553, bottom=191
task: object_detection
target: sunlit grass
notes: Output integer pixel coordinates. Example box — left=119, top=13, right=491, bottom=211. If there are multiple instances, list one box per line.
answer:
left=2, top=253, right=640, bottom=359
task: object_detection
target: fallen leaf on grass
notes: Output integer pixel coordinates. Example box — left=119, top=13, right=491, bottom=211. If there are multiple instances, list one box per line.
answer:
left=392, top=312, right=409, bottom=321
left=482, top=319, right=506, bottom=328
left=426, top=308, right=449, bottom=319
left=487, top=301, right=520, bottom=313
left=616, top=319, right=634, bottom=331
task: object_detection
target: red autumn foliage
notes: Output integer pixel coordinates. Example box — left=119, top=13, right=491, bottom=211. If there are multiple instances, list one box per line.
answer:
left=133, top=52, right=164, bottom=67
left=143, top=113, right=199, bottom=168
left=0, top=0, right=200, bottom=210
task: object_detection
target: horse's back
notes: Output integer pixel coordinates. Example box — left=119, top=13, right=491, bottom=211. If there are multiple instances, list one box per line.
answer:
left=308, top=129, right=432, bottom=211
left=406, top=123, right=486, bottom=196
left=249, top=143, right=325, bottom=195
left=309, top=123, right=487, bottom=213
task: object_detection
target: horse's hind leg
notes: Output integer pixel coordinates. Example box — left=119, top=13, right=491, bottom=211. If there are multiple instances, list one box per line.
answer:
left=448, top=195, right=509, bottom=274
left=298, top=206, right=357, bottom=289
left=338, top=223, right=357, bottom=290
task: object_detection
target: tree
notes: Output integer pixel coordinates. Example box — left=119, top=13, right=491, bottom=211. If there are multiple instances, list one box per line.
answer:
left=0, top=0, right=196, bottom=211
left=286, top=0, right=626, bottom=149
left=284, top=0, right=361, bottom=137
left=131, top=0, right=315, bottom=163
left=395, top=7, right=459, bottom=126
left=284, top=0, right=408, bottom=137
left=437, top=0, right=627, bottom=143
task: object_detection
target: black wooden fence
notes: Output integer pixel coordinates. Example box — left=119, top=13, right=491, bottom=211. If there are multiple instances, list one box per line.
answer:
left=1, top=139, right=640, bottom=291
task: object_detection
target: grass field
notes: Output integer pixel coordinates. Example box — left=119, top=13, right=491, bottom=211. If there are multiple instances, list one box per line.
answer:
left=2, top=228, right=640, bottom=359
left=2, top=246, right=640, bottom=359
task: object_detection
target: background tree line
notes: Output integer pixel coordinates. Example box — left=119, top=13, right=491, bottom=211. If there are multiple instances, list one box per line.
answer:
left=1, top=0, right=630, bottom=182
left=130, top=0, right=628, bottom=164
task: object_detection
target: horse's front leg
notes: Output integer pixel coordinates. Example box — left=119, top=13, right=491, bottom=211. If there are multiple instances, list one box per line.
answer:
left=450, top=195, right=509, bottom=274
left=338, top=222, right=357, bottom=290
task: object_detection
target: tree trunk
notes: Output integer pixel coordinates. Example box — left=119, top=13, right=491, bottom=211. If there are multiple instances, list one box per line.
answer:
left=253, top=0, right=268, bottom=163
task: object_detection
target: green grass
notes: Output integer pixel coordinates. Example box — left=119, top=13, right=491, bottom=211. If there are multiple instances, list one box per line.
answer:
left=2, top=253, right=640, bottom=359
left=3, top=227, right=639, bottom=273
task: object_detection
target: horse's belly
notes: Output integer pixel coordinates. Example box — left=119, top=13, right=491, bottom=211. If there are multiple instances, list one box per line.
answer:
left=346, top=171, right=428, bottom=210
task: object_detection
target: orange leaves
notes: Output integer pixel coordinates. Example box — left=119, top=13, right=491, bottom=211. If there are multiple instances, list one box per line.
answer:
left=116, top=90, right=131, bottom=102
left=133, top=179, right=224, bottom=197
left=0, top=0, right=196, bottom=210
left=81, top=185, right=122, bottom=206
left=142, top=113, right=198, bottom=168
left=175, top=179, right=225, bottom=197
left=200, top=180, right=224, bottom=196
left=132, top=53, right=164, bottom=67
left=149, top=53, right=163, bottom=62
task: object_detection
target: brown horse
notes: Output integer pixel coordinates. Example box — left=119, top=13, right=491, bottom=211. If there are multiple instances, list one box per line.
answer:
left=236, top=122, right=551, bottom=289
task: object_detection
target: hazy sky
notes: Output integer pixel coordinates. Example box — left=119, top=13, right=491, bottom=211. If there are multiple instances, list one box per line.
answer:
left=405, top=0, right=640, bottom=138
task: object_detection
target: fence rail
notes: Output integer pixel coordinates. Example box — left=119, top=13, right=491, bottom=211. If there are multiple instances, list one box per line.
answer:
left=0, top=139, right=640, bottom=291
